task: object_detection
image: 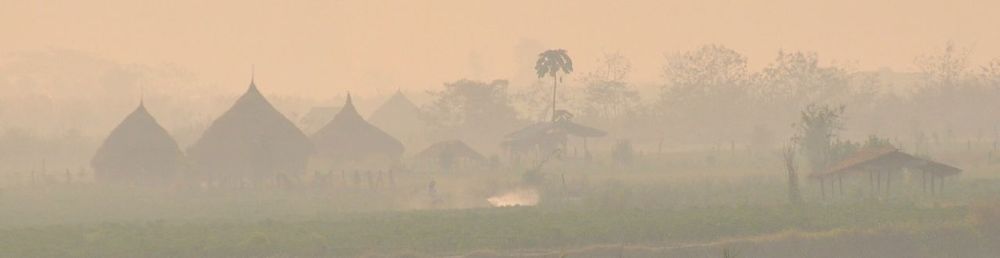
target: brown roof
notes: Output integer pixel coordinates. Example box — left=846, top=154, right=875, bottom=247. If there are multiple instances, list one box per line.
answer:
left=813, top=146, right=962, bottom=178
left=506, top=121, right=607, bottom=140
left=916, top=160, right=962, bottom=176
left=415, top=140, right=486, bottom=162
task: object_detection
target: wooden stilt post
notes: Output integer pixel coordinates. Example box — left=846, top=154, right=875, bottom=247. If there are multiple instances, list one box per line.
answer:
left=838, top=175, right=844, bottom=196
left=869, top=171, right=875, bottom=197
left=939, top=176, right=944, bottom=194
left=876, top=171, right=881, bottom=194
left=885, top=171, right=892, bottom=198
left=930, top=175, right=936, bottom=195
left=821, top=177, right=826, bottom=200
left=885, top=171, right=891, bottom=198
left=922, top=171, right=927, bottom=194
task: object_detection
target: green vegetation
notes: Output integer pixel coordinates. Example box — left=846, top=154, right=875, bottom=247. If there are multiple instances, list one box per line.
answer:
left=0, top=203, right=972, bottom=257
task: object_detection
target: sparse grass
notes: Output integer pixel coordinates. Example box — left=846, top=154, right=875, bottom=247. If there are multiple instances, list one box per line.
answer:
left=2, top=149, right=999, bottom=257
left=0, top=203, right=972, bottom=257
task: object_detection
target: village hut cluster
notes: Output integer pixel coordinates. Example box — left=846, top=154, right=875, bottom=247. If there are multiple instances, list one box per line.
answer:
left=88, top=74, right=963, bottom=201
left=90, top=76, right=607, bottom=186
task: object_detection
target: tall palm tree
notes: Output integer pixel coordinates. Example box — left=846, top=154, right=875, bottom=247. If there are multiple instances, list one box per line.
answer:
left=535, top=49, right=573, bottom=122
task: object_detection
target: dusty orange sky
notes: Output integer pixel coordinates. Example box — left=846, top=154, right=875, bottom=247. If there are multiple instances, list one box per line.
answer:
left=3, top=0, right=998, bottom=96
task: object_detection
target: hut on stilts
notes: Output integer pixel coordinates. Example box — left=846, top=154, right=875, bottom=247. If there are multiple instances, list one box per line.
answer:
left=503, top=119, right=606, bottom=163
left=810, top=147, right=962, bottom=200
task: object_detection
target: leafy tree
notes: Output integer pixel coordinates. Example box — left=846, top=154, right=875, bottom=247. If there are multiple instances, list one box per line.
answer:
left=792, top=104, right=846, bottom=173
left=423, top=79, right=520, bottom=131
left=910, top=42, right=998, bottom=137
left=658, top=44, right=752, bottom=141
left=535, top=49, right=574, bottom=122
left=915, top=41, right=971, bottom=88
left=661, top=44, right=749, bottom=102
left=753, top=50, right=851, bottom=106
left=578, top=52, right=639, bottom=121
left=862, top=135, right=894, bottom=149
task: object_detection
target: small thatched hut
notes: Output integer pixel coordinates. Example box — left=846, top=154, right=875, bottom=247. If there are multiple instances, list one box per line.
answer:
left=311, top=94, right=404, bottom=169
left=504, top=120, right=606, bottom=161
left=414, top=140, right=486, bottom=170
left=812, top=147, right=962, bottom=198
left=187, top=80, right=313, bottom=182
left=91, top=102, right=183, bottom=184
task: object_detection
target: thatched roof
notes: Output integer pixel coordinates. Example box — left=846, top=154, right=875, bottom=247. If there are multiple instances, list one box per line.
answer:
left=311, top=94, right=404, bottom=165
left=91, top=102, right=183, bottom=183
left=914, top=159, right=962, bottom=176
left=187, top=82, right=313, bottom=179
left=504, top=121, right=606, bottom=151
left=506, top=121, right=607, bottom=140
left=813, top=147, right=962, bottom=178
left=368, top=90, right=426, bottom=140
left=415, top=140, right=486, bottom=163
left=298, top=106, right=340, bottom=134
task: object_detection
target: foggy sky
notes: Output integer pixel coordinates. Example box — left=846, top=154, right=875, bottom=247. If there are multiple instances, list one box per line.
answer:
left=3, top=0, right=998, bottom=96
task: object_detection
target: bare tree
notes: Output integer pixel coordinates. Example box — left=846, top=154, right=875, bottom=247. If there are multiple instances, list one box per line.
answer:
left=980, top=58, right=1000, bottom=89
left=915, top=41, right=971, bottom=89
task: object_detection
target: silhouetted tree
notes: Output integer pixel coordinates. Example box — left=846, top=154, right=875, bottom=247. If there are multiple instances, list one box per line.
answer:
left=535, top=49, right=574, bottom=122
left=782, top=145, right=802, bottom=205
left=753, top=50, right=851, bottom=107
left=980, top=58, right=1000, bottom=89
left=662, top=44, right=749, bottom=102
left=916, top=41, right=971, bottom=89
left=423, top=79, right=522, bottom=149
left=659, top=44, right=751, bottom=141
left=792, top=104, right=846, bottom=173
left=579, top=52, right=638, bottom=121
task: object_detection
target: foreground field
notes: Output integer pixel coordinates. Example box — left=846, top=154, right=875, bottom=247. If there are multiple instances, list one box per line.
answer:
left=2, top=150, right=999, bottom=257
left=1, top=203, right=992, bottom=257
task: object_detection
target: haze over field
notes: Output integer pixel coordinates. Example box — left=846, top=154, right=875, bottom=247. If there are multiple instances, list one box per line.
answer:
left=3, top=1, right=1000, bottom=257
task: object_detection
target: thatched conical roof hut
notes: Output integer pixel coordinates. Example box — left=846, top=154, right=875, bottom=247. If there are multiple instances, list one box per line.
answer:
left=91, top=102, right=183, bottom=183
left=311, top=94, right=404, bottom=169
left=187, top=80, right=312, bottom=181
left=368, top=90, right=427, bottom=147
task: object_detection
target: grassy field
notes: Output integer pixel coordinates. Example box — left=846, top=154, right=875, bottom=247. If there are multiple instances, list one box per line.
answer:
left=0, top=203, right=980, bottom=257
left=2, top=149, right=999, bottom=257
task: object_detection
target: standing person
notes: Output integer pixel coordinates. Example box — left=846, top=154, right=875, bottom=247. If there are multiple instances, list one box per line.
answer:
left=428, top=180, right=437, bottom=196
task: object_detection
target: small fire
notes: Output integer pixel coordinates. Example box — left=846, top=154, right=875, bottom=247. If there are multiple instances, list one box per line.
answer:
left=487, top=188, right=539, bottom=207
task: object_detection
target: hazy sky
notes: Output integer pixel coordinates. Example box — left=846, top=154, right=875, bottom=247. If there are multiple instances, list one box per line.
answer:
left=3, top=0, right=998, bottom=96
